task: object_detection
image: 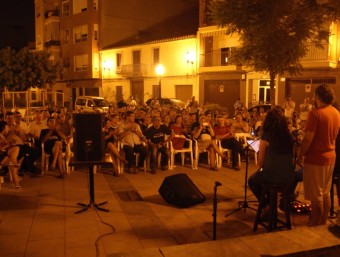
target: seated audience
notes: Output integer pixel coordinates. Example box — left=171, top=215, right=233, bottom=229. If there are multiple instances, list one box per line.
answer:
left=214, top=115, right=243, bottom=170
left=144, top=116, right=173, bottom=174
left=103, top=118, right=127, bottom=176
left=40, top=117, right=68, bottom=178
left=6, top=112, right=40, bottom=174
left=0, top=121, right=22, bottom=188
left=117, top=111, right=149, bottom=174
left=192, top=115, right=226, bottom=171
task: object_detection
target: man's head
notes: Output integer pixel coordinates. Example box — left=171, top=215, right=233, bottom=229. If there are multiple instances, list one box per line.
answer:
left=124, top=111, right=135, bottom=122
left=314, top=84, right=335, bottom=106
left=216, top=115, right=225, bottom=126
left=5, top=112, right=15, bottom=125
left=47, top=117, right=56, bottom=128
left=151, top=116, right=162, bottom=129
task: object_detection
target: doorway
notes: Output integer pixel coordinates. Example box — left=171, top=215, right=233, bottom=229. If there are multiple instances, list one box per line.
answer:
left=130, top=80, right=144, bottom=105
left=259, top=80, right=270, bottom=104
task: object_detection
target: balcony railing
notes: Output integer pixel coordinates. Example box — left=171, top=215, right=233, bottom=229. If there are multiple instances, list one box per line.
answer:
left=45, top=8, right=60, bottom=19
left=200, top=50, right=236, bottom=67
left=301, top=43, right=332, bottom=61
left=120, top=64, right=152, bottom=77
left=200, top=43, right=336, bottom=68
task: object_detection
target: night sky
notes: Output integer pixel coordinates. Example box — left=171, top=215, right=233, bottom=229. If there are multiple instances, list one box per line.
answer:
left=0, top=0, right=35, bottom=50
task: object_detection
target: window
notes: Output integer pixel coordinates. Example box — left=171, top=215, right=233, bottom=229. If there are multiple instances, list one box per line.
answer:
left=63, top=57, right=71, bottom=71
left=74, top=54, right=88, bottom=71
left=62, top=1, right=70, bottom=16
left=221, top=48, right=229, bottom=66
left=93, top=0, right=98, bottom=10
left=62, top=29, right=70, bottom=44
left=116, top=53, right=122, bottom=70
left=116, top=86, right=123, bottom=102
left=35, top=3, right=41, bottom=18
left=74, top=25, right=88, bottom=43
left=153, top=48, right=159, bottom=64
left=220, top=47, right=235, bottom=66
left=73, top=0, right=87, bottom=14
left=94, top=24, right=98, bottom=41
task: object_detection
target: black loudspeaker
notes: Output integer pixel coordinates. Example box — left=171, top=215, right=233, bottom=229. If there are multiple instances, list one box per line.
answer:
left=158, top=173, right=206, bottom=208
left=73, top=113, right=105, bottom=162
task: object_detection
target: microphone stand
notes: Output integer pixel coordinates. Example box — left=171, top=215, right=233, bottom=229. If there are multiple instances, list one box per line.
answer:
left=212, top=181, right=222, bottom=240
left=225, top=138, right=259, bottom=217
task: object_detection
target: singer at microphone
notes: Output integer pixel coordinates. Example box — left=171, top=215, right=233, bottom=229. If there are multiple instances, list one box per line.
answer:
left=248, top=107, right=295, bottom=214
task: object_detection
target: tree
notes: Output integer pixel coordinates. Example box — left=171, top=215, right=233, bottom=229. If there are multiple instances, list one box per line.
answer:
left=0, top=47, right=62, bottom=91
left=209, top=0, right=340, bottom=106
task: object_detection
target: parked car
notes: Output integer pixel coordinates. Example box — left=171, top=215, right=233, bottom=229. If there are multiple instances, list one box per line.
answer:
left=248, top=104, right=271, bottom=113
left=145, top=98, right=186, bottom=110
left=74, top=96, right=110, bottom=113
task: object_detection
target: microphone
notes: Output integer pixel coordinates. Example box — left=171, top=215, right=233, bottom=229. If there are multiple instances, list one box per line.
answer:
left=215, top=181, right=222, bottom=187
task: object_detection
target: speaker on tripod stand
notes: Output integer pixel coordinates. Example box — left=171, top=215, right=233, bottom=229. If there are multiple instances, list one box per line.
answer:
left=73, top=113, right=105, bottom=162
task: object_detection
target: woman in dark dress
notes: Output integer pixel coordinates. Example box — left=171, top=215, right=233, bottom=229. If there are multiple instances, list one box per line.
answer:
left=104, top=116, right=127, bottom=176
left=40, top=117, right=67, bottom=178
left=248, top=107, right=295, bottom=212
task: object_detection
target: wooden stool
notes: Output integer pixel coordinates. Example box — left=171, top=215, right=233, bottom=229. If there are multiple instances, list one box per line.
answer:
left=253, top=183, right=292, bottom=232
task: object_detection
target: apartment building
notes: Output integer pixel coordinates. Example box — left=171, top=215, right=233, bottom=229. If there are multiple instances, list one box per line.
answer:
left=199, top=0, right=340, bottom=110
left=34, top=0, right=198, bottom=107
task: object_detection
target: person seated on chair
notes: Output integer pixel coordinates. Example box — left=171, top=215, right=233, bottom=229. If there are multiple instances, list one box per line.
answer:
left=232, top=112, right=249, bottom=133
left=214, top=115, right=243, bottom=170
left=0, top=121, right=22, bottom=188
left=192, top=115, right=227, bottom=171
left=248, top=107, right=295, bottom=215
left=117, top=111, right=149, bottom=174
left=28, top=110, right=48, bottom=151
left=144, top=116, right=173, bottom=174
left=170, top=115, right=190, bottom=150
left=103, top=118, right=127, bottom=176
left=40, top=117, right=68, bottom=178
left=6, top=112, right=40, bottom=174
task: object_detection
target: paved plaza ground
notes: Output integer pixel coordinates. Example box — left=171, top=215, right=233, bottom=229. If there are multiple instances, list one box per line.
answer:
left=0, top=159, right=339, bottom=257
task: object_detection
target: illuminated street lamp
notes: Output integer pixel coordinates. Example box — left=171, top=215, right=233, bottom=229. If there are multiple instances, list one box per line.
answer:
left=155, top=64, right=165, bottom=98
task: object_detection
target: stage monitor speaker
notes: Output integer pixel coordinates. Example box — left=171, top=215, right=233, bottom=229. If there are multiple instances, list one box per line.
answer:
left=73, top=113, right=105, bottom=162
left=158, top=173, right=206, bottom=208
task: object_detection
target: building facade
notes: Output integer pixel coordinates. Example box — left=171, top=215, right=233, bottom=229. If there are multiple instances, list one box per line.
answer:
left=34, top=0, right=340, bottom=112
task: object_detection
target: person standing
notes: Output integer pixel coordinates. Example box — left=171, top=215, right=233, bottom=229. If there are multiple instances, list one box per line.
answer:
left=298, top=84, right=340, bottom=226
left=233, top=98, right=244, bottom=116
left=282, top=96, right=296, bottom=119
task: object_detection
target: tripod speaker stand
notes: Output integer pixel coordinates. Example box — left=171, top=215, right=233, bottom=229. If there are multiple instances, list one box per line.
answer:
left=225, top=139, right=259, bottom=217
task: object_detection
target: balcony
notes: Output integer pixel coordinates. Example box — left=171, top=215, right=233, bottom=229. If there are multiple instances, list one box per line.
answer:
left=199, top=50, right=242, bottom=72
left=44, top=40, right=60, bottom=48
left=300, top=43, right=338, bottom=68
left=45, top=8, right=60, bottom=19
left=120, top=64, right=152, bottom=77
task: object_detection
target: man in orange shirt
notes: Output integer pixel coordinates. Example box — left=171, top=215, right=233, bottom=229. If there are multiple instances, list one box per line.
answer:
left=298, top=84, right=340, bottom=226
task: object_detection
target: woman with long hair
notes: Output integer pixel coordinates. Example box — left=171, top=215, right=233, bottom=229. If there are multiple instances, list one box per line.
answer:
left=248, top=107, right=295, bottom=213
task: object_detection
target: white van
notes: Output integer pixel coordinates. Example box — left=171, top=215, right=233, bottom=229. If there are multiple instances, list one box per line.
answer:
left=74, top=96, right=110, bottom=113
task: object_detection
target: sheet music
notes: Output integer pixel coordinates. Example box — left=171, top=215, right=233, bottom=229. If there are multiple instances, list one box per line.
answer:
left=247, top=139, right=260, bottom=153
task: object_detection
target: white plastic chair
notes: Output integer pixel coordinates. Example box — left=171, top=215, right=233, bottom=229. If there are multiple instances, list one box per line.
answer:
left=41, top=139, right=73, bottom=175
left=169, top=135, right=194, bottom=170
left=217, top=140, right=233, bottom=168
left=193, top=138, right=219, bottom=169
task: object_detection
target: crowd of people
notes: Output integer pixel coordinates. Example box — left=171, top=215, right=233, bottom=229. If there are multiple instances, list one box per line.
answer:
left=1, top=86, right=339, bottom=230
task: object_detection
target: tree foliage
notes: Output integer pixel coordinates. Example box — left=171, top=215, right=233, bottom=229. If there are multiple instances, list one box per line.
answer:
left=0, top=47, right=62, bottom=91
left=209, top=0, right=340, bottom=105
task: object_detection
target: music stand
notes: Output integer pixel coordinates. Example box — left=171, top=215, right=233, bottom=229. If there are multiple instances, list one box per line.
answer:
left=72, top=160, right=110, bottom=214
left=225, top=139, right=259, bottom=217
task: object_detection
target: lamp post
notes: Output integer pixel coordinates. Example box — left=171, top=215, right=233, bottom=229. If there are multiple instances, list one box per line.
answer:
left=155, top=64, right=165, bottom=98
